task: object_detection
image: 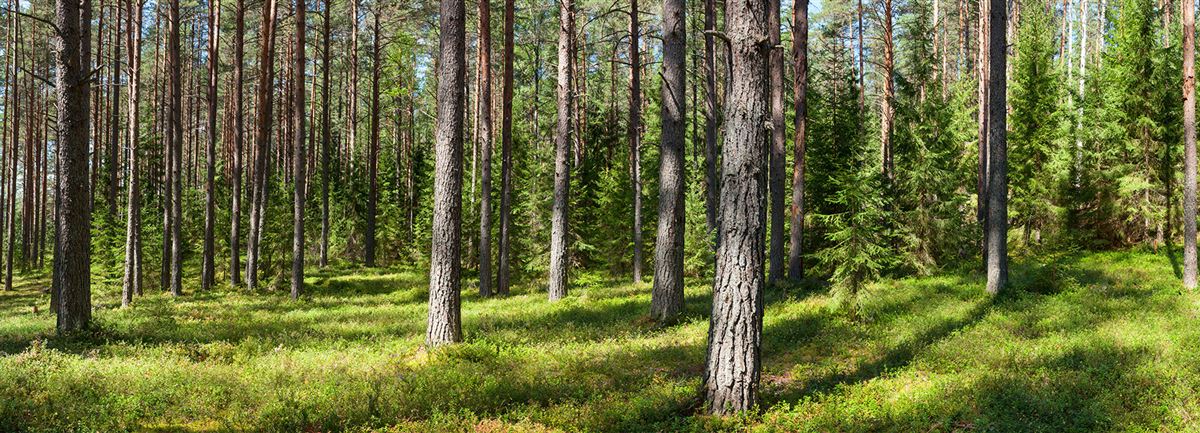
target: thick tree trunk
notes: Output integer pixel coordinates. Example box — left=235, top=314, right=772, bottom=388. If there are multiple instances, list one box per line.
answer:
left=985, top=0, right=1007, bottom=294
left=427, top=0, right=466, bottom=347
left=478, top=0, right=493, bottom=296
left=651, top=0, right=686, bottom=322
left=291, top=0, right=306, bottom=299
left=1185, top=0, right=1196, bottom=289
left=548, top=0, right=574, bottom=301
left=203, top=0, right=220, bottom=291
left=497, top=0, right=514, bottom=295
left=767, top=0, right=785, bottom=285
left=55, top=0, right=94, bottom=332
left=630, top=0, right=643, bottom=283
left=703, top=0, right=768, bottom=413
left=366, top=10, right=380, bottom=267
left=320, top=0, right=331, bottom=268
left=230, top=0, right=244, bottom=285
left=788, top=0, right=808, bottom=281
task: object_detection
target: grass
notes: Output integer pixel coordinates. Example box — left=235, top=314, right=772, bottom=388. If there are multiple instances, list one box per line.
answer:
left=2, top=250, right=1200, bottom=432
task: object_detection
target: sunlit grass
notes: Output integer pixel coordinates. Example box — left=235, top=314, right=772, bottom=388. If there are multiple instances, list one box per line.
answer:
left=1, top=250, right=1198, bottom=431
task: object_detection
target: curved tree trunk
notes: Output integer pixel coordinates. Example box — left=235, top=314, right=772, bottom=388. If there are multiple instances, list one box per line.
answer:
left=650, top=0, right=685, bottom=322
left=703, top=0, right=768, bottom=413
left=427, top=0, right=467, bottom=346
left=548, top=0, right=574, bottom=301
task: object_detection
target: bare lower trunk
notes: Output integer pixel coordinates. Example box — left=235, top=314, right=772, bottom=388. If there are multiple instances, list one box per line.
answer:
left=985, top=0, right=1007, bottom=294
left=365, top=10, right=380, bottom=267
left=497, top=0, right=514, bottom=295
left=168, top=0, right=183, bottom=296
left=230, top=0, right=245, bottom=285
left=247, top=0, right=279, bottom=290
left=478, top=0, right=493, bottom=296
left=703, top=0, right=719, bottom=238
left=767, top=0, right=785, bottom=285
left=320, top=0, right=332, bottom=268
left=55, top=0, right=94, bottom=332
left=629, top=0, right=643, bottom=283
left=122, top=0, right=144, bottom=306
left=703, top=0, right=768, bottom=413
left=427, top=0, right=466, bottom=347
left=788, top=0, right=808, bottom=281
left=203, top=0, right=220, bottom=291
left=651, top=0, right=686, bottom=322
left=548, top=0, right=574, bottom=301
left=1184, top=0, right=1196, bottom=289
left=291, top=0, right=306, bottom=299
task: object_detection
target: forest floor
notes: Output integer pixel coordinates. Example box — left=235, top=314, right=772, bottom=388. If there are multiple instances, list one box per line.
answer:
left=1, top=250, right=1199, bottom=432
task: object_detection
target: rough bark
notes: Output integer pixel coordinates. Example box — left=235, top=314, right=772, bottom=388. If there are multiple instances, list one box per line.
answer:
left=55, top=0, right=94, bottom=332
left=788, top=0, right=808, bottom=281
left=703, top=0, right=768, bottom=413
left=630, top=0, right=643, bottom=283
left=427, top=0, right=466, bottom=347
left=497, top=0, right=514, bottom=295
left=203, top=0, right=220, bottom=291
left=478, top=0, right=493, bottom=296
left=247, top=0, right=279, bottom=290
left=703, top=0, right=719, bottom=237
left=168, top=0, right=183, bottom=296
left=320, top=0, right=331, bottom=268
left=548, top=0, right=574, bottom=301
left=230, top=0, right=244, bottom=285
left=1185, top=0, right=1196, bottom=289
left=880, top=0, right=895, bottom=182
left=977, top=0, right=990, bottom=260
left=365, top=9, right=379, bottom=267
left=767, top=0, right=785, bottom=285
left=122, top=0, right=144, bottom=306
left=651, top=0, right=686, bottom=322
left=985, top=0, right=1007, bottom=294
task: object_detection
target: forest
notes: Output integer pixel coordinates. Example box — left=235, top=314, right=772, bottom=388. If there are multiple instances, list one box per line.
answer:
left=2, top=0, right=1200, bottom=428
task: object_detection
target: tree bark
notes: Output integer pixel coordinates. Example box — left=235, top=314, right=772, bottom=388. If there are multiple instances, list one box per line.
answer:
left=427, top=0, right=466, bottom=347
left=497, top=0, right=514, bottom=295
left=629, top=0, right=643, bottom=283
left=168, top=0, right=183, bottom=296
left=788, top=0, right=807, bottom=281
left=55, top=0, right=94, bottom=332
left=985, top=0, right=1007, bottom=294
left=880, top=0, right=895, bottom=182
left=548, top=0, right=574, bottom=301
left=123, top=0, right=144, bottom=306
left=247, top=0, right=279, bottom=290
left=320, top=0, right=331, bottom=268
left=767, top=0, right=785, bottom=285
left=1185, top=0, right=1196, bottom=289
left=230, top=0, right=245, bottom=285
left=703, top=0, right=768, bottom=413
left=977, top=0, right=990, bottom=261
left=703, top=0, right=719, bottom=238
left=366, top=9, right=380, bottom=267
left=651, top=0, right=686, bottom=322
left=203, top=0, right=220, bottom=291
left=290, top=0, right=306, bottom=299
left=478, top=0, right=493, bottom=296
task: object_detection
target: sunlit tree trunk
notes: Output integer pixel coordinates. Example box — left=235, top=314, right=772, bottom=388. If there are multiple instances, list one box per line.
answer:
left=650, top=0, right=685, bottom=322
left=478, top=0, right=493, bottom=296
left=55, top=0, right=94, bottom=332
left=985, top=0, right=1007, bottom=294
left=788, top=0, right=808, bottom=281
left=629, top=0, right=643, bottom=283
left=548, top=0, right=574, bottom=301
left=1184, top=0, right=1196, bottom=289
left=497, top=0, right=514, bottom=295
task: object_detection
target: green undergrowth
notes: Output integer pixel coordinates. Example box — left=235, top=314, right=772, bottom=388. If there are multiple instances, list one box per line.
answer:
left=1, top=250, right=1198, bottom=432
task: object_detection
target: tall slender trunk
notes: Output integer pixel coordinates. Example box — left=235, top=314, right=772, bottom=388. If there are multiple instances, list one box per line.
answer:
left=291, top=0, right=306, bottom=299
left=985, top=0, right=1008, bottom=294
left=348, top=0, right=359, bottom=164
left=703, top=0, right=768, bottom=412
left=320, top=0, right=332, bottom=267
left=548, top=0, right=574, bottom=301
left=203, top=0, right=220, bottom=291
left=247, top=0, right=279, bottom=290
left=630, top=0, right=643, bottom=283
left=107, top=4, right=122, bottom=220
left=497, top=0, right=514, bottom=295
left=365, top=10, right=380, bottom=267
left=1184, top=0, right=1196, bottom=289
left=168, top=0, right=183, bottom=296
left=651, top=0, right=686, bottom=322
left=880, top=0, right=895, bottom=182
left=703, top=0, right=719, bottom=238
left=767, top=0, right=785, bottom=285
left=5, top=19, right=20, bottom=293
left=55, top=0, right=94, bottom=333
left=478, top=0, right=493, bottom=296
left=977, top=0, right=990, bottom=260
left=230, top=0, right=245, bottom=285
left=123, top=0, right=144, bottom=306
left=427, top=0, right=467, bottom=346
left=788, top=0, right=808, bottom=281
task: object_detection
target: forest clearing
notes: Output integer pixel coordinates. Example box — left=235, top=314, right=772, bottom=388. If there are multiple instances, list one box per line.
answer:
left=2, top=250, right=1198, bottom=431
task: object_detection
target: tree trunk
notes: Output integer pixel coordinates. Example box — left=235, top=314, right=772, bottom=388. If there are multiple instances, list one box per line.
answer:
left=247, top=0, right=279, bottom=290
left=985, top=0, right=1007, bottom=294
left=651, top=0, right=686, bottom=322
left=767, top=0, right=785, bottom=285
left=6, top=18, right=20, bottom=293
left=230, top=0, right=245, bottom=285
left=977, top=0, right=990, bottom=261
left=320, top=0, right=332, bottom=267
left=203, top=0, right=220, bottom=291
left=788, top=0, right=808, bottom=281
left=497, top=0, right=514, bottom=295
left=880, top=0, right=895, bottom=182
left=630, top=0, right=643, bottom=283
left=427, top=0, right=466, bottom=347
left=55, top=0, right=94, bottom=332
left=291, top=0, right=306, bottom=299
left=478, top=0, right=493, bottom=296
left=348, top=0, right=359, bottom=165
left=548, top=0, right=574, bottom=301
left=703, top=0, right=768, bottom=413
left=366, top=10, right=380, bottom=267
left=168, top=0, right=183, bottom=296
left=123, top=0, right=144, bottom=306
left=1184, top=0, right=1196, bottom=289
left=703, top=0, right=719, bottom=238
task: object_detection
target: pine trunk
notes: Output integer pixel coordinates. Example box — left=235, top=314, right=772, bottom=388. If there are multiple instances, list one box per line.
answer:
left=651, top=0, right=686, bottom=322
